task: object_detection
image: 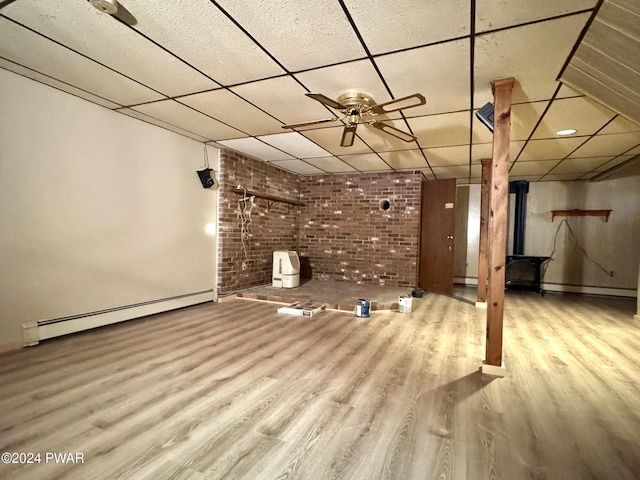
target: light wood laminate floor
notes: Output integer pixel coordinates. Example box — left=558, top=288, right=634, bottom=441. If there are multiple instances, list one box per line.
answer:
left=1, top=289, right=638, bottom=480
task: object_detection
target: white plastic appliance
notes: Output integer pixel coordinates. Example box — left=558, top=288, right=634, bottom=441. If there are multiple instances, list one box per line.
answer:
left=272, top=251, right=300, bottom=288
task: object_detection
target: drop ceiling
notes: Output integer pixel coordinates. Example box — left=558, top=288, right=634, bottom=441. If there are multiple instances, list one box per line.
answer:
left=1, top=0, right=639, bottom=182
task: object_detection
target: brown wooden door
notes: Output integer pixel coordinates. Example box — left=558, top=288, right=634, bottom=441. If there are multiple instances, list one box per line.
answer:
left=419, top=179, right=456, bottom=294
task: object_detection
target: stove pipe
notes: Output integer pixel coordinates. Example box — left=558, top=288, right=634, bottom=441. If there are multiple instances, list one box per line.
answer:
left=509, top=180, right=529, bottom=255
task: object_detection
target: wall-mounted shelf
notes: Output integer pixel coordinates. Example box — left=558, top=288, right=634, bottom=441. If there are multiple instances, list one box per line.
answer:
left=232, top=187, right=304, bottom=209
left=551, top=209, right=612, bottom=222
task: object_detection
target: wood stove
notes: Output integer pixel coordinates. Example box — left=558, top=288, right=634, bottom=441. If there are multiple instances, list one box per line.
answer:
left=506, top=255, right=549, bottom=294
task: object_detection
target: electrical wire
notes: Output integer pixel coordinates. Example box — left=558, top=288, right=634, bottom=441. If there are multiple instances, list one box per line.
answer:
left=237, top=187, right=255, bottom=263
left=542, top=219, right=613, bottom=278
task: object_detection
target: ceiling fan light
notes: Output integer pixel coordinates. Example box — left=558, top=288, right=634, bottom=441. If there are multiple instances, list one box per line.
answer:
left=341, top=124, right=357, bottom=147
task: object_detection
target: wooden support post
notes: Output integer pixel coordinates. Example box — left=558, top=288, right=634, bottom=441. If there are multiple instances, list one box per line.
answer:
left=476, top=158, right=492, bottom=307
left=483, top=78, right=515, bottom=374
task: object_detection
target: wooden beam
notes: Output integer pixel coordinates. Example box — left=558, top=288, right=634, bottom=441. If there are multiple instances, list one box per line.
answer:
left=485, top=78, right=515, bottom=369
left=476, top=158, right=492, bottom=305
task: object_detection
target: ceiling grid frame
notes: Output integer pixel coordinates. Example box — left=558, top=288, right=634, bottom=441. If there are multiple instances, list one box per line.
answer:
left=1, top=0, right=638, bottom=181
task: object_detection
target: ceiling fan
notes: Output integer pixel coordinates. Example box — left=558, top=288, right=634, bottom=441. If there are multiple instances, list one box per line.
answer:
left=282, top=91, right=426, bottom=147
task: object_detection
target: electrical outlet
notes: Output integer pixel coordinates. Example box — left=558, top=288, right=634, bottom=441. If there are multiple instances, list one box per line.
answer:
left=242, top=261, right=248, bottom=271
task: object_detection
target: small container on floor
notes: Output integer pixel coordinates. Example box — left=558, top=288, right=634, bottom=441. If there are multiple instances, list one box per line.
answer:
left=399, top=295, right=412, bottom=314
left=356, top=299, right=371, bottom=318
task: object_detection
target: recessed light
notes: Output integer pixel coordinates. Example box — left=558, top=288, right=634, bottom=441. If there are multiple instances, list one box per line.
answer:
left=556, top=129, right=577, bottom=136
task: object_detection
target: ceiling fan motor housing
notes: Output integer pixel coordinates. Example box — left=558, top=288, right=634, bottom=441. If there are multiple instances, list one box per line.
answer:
left=337, top=92, right=376, bottom=117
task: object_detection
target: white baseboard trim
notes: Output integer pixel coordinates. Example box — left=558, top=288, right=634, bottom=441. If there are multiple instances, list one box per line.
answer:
left=480, top=361, right=507, bottom=377
left=541, top=283, right=636, bottom=298
left=454, top=277, right=636, bottom=298
left=22, top=290, right=215, bottom=347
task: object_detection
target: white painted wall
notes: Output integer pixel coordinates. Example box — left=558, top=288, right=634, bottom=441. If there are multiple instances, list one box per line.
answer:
left=455, top=178, right=640, bottom=295
left=0, top=70, right=219, bottom=347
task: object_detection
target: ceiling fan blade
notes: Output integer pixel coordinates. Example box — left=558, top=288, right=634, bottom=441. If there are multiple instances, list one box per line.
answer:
left=370, top=93, right=426, bottom=115
left=113, top=3, right=137, bottom=26
left=369, top=121, right=416, bottom=142
left=0, top=0, right=19, bottom=9
left=88, top=0, right=137, bottom=26
left=306, top=93, right=347, bottom=111
left=282, top=117, right=338, bottom=129
left=340, top=124, right=358, bottom=147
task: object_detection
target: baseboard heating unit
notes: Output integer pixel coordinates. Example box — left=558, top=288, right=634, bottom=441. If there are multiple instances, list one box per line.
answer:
left=21, top=290, right=215, bottom=347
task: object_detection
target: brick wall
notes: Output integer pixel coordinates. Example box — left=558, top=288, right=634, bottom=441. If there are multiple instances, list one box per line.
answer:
left=299, top=172, right=422, bottom=287
left=217, top=149, right=300, bottom=295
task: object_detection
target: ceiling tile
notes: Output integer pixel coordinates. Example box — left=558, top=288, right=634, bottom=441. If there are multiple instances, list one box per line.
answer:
left=269, top=160, right=326, bottom=175
left=599, top=115, right=640, bottom=134
left=231, top=76, right=333, bottom=125
left=462, top=178, right=482, bottom=184
left=431, top=164, right=480, bottom=179
left=422, top=145, right=469, bottom=167
left=593, top=154, right=636, bottom=171
left=133, top=100, right=243, bottom=140
left=218, top=138, right=295, bottom=161
left=375, top=40, right=470, bottom=115
left=409, top=112, right=470, bottom=148
left=378, top=149, right=429, bottom=170
left=557, top=84, right=584, bottom=98
left=625, top=144, right=640, bottom=155
left=510, top=160, right=560, bottom=176
left=517, top=137, right=587, bottom=161
left=473, top=101, right=550, bottom=144
left=532, top=96, right=616, bottom=139
left=3, top=0, right=216, bottom=97
left=343, top=0, right=470, bottom=54
left=356, top=120, right=419, bottom=152
left=540, top=173, right=586, bottom=181
left=0, top=18, right=162, bottom=105
left=303, top=157, right=357, bottom=173
left=294, top=60, right=390, bottom=107
left=125, top=0, right=285, bottom=86
left=179, top=89, right=284, bottom=136
left=579, top=171, right=599, bottom=179
left=471, top=141, right=526, bottom=162
left=118, top=108, right=210, bottom=142
left=476, top=0, right=598, bottom=33
left=215, top=0, right=366, bottom=71
left=508, top=174, right=543, bottom=182
left=550, top=156, right=615, bottom=174
left=257, top=132, right=331, bottom=158
left=0, top=58, right=121, bottom=109
left=511, top=101, right=551, bottom=141
left=474, top=14, right=592, bottom=106
left=416, top=168, right=435, bottom=180
left=339, top=154, right=392, bottom=172
left=301, top=126, right=373, bottom=155
left=133, top=100, right=245, bottom=141
left=568, top=132, right=640, bottom=158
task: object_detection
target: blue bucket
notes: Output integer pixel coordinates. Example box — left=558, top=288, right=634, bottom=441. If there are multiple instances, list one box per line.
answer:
left=356, top=299, right=371, bottom=318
